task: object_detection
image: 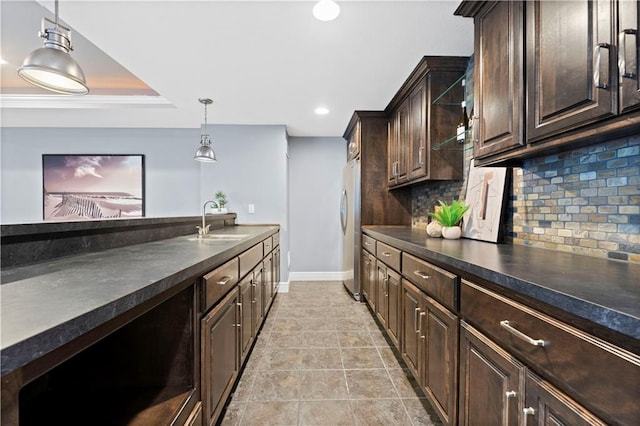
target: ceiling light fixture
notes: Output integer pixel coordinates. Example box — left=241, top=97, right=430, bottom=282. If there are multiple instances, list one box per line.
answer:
left=315, top=106, right=330, bottom=115
left=17, top=0, right=88, bottom=95
left=194, top=98, right=217, bottom=163
left=313, top=0, right=340, bottom=21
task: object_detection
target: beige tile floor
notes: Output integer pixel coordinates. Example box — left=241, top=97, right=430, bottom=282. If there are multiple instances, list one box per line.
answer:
left=220, top=281, right=442, bottom=426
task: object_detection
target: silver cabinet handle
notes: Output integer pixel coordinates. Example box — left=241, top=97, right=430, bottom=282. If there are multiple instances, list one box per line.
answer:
left=523, top=407, right=536, bottom=416
left=619, top=28, right=638, bottom=79
left=217, top=275, right=233, bottom=286
left=419, top=311, right=426, bottom=340
left=418, top=146, right=424, bottom=165
left=500, top=320, right=545, bottom=347
left=237, top=302, right=243, bottom=328
left=414, top=308, right=421, bottom=333
left=413, top=271, right=430, bottom=280
left=381, top=252, right=391, bottom=257
left=594, top=42, right=611, bottom=89
left=364, top=241, right=372, bottom=246
left=505, top=390, right=517, bottom=398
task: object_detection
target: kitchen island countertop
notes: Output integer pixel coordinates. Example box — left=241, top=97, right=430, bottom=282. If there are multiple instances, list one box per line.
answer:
left=0, top=224, right=278, bottom=376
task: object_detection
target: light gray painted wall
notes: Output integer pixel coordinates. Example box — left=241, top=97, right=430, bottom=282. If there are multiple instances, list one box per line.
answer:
left=1, top=125, right=290, bottom=281
left=288, top=136, right=346, bottom=274
left=1, top=127, right=201, bottom=223
left=199, top=124, right=290, bottom=281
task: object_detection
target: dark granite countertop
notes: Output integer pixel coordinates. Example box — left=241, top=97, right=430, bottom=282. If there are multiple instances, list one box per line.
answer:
left=0, top=225, right=278, bottom=376
left=363, top=226, right=640, bottom=344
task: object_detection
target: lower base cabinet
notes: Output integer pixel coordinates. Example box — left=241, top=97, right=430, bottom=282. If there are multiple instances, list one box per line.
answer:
left=201, top=288, right=239, bottom=426
left=239, top=275, right=254, bottom=364
left=184, top=401, right=203, bottom=426
left=401, top=279, right=458, bottom=425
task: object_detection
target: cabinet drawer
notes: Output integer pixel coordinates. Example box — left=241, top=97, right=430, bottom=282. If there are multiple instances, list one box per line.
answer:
left=362, top=234, right=376, bottom=254
left=263, top=236, right=273, bottom=254
left=402, top=253, right=457, bottom=311
left=239, top=243, right=263, bottom=279
left=461, top=279, right=640, bottom=426
left=203, top=257, right=239, bottom=311
left=376, top=241, right=400, bottom=271
left=272, top=232, right=280, bottom=248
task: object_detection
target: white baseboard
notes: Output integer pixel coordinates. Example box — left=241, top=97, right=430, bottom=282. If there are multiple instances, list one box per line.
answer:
left=288, top=271, right=345, bottom=282
left=278, top=281, right=290, bottom=293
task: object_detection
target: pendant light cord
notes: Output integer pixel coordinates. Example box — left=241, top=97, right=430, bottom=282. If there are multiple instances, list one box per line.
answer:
left=54, top=0, right=59, bottom=29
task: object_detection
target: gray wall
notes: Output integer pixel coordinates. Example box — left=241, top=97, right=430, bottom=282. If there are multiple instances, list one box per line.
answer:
left=288, top=136, right=346, bottom=279
left=1, top=127, right=201, bottom=223
left=1, top=125, right=291, bottom=281
left=199, top=124, right=290, bottom=281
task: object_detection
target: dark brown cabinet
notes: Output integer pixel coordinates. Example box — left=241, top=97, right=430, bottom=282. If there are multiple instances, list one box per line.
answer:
left=386, top=56, right=468, bottom=188
left=361, top=249, right=376, bottom=310
left=263, top=252, right=273, bottom=313
left=238, top=274, right=254, bottom=364
left=465, top=0, right=525, bottom=159
left=251, top=264, right=264, bottom=336
left=375, top=261, right=389, bottom=329
left=401, top=279, right=458, bottom=425
left=459, top=321, right=523, bottom=426
left=201, top=287, right=239, bottom=426
left=526, top=0, right=616, bottom=143
left=456, top=0, right=640, bottom=165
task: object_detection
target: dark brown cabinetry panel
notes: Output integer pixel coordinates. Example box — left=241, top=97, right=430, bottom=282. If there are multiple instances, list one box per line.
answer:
left=386, top=268, right=401, bottom=348
left=263, top=253, right=273, bottom=313
left=461, top=279, right=639, bottom=425
left=524, top=372, right=606, bottom=426
left=201, top=287, right=239, bottom=426
left=251, top=265, right=264, bottom=336
left=376, top=261, right=389, bottom=329
left=471, top=0, right=525, bottom=158
left=459, top=321, right=523, bottom=426
left=401, top=279, right=421, bottom=380
left=238, top=275, right=254, bottom=365
left=386, top=57, right=468, bottom=188
left=361, top=249, right=374, bottom=308
left=526, top=0, right=616, bottom=143
left=619, top=0, right=640, bottom=113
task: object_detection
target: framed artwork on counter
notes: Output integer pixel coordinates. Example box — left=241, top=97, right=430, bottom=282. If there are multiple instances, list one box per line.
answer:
left=462, top=159, right=507, bottom=243
left=42, top=154, right=145, bottom=222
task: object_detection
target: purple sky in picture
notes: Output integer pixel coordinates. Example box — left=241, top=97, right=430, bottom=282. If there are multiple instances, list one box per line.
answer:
left=43, top=155, right=143, bottom=197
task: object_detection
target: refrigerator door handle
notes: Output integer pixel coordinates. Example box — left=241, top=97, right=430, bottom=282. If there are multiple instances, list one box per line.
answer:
left=340, top=189, right=348, bottom=234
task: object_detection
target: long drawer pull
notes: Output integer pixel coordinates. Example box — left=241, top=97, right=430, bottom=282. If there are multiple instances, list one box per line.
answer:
left=364, top=241, right=372, bottom=246
left=419, top=312, right=426, bottom=340
left=500, top=320, right=545, bottom=347
left=216, top=275, right=233, bottom=286
left=414, top=271, right=431, bottom=280
left=523, top=407, right=536, bottom=416
left=381, top=252, right=392, bottom=257
left=505, top=391, right=517, bottom=398
left=414, top=307, right=421, bottom=333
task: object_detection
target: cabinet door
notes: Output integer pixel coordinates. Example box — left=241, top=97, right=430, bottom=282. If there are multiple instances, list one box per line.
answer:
left=388, top=114, right=399, bottom=186
left=523, top=371, right=606, bottom=426
left=401, top=279, right=421, bottom=381
left=421, top=295, right=459, bottom=426
left=361, top=249, right=371, bottom=303
left=273, top=247, right=280, bottom=296
left=408, top=80, right=427, bottom=180
left=459, top=321, right=523, bottom=426
left=251, top=266, right=264, bottom=335
left=376, top=262, right=388, bottom=327
left=396, top=100, right=410, bottom=184
left=239, top=275, right=254, bottom=364
left=386, top=268, right=401, bottom=349
left=263, top=254, right=273, bottom=312
left=474, top=0, right=525, bottom=158
left=526, top=0, right=616, bottom=143
left=366, top=255, right=377, bottom=312
left=619, top=0, right=640, bottom=113
left=201, top=288, right=239, bottom=426
left=347, top=118, right=361, bottom=160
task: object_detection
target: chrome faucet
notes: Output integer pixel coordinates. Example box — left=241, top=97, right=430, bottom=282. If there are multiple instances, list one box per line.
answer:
left=197, top=200, right=220, bottom=238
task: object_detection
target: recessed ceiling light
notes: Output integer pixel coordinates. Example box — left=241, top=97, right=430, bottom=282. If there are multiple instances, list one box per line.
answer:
left=315, top=107, right=330, bottom=115
left=313, top=0, right=340, bottom=22
left=0, top=58, right=8, bottom=65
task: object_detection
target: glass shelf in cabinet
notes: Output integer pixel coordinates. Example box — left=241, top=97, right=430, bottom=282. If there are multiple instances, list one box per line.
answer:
left=432, top=129, right=473, bottom=151
left=431, top=74, right=465, bottom=105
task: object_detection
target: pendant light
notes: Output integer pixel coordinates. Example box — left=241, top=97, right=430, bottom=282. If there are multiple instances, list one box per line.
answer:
left=17, top=0, right=88, bottom=95
left=194, top=98, right=217, bottom=163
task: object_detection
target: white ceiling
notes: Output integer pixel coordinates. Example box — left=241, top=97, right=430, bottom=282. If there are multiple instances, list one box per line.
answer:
left=1, top=0, right=473, bottom=137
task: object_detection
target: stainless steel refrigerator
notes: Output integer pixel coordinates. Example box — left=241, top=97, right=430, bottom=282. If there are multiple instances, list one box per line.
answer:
left=340, top=157, right=361, bottom=300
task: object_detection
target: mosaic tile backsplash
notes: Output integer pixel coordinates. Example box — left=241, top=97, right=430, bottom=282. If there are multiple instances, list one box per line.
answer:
left=412, top=135, right=640, bottom=264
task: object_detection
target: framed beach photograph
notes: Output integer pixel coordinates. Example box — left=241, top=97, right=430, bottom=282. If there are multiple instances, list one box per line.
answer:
left=43, top=154, right=145, bottom=221
left=462, top=159, right=507, bottom=243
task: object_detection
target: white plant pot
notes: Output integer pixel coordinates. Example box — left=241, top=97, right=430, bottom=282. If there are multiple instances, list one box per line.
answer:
left=441, top=226, right=462, bottom=240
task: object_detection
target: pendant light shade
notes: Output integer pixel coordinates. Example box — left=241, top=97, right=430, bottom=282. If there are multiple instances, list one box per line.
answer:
left=17, top=1, right=88, bottom=95
left=194, top=98, right=217, bottom=163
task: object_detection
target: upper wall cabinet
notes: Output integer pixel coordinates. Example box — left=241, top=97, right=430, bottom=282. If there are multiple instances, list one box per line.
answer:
left=386, top=56, right=469, bottom=189
left=456, top=0, right=640, bottom=165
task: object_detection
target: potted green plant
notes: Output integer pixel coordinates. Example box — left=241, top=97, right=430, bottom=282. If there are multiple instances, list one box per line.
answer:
left=428, top=200, right=470, bottom=239
left=214, top=191, right=228, bottom=213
